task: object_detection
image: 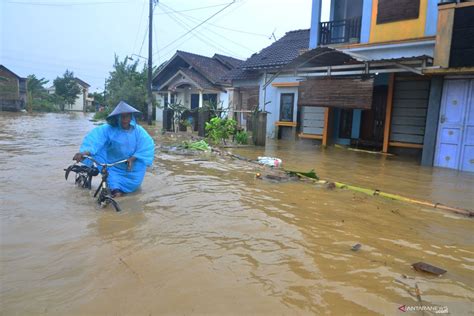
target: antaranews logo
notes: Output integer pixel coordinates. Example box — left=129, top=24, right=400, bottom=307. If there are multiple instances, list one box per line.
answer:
left=398, top=304, right=449, bottom=313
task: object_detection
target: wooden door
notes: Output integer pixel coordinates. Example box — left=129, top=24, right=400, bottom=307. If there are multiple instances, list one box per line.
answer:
left=360, top=85, right=387, bottom=147
left=434, top=80, right=472, bottom=171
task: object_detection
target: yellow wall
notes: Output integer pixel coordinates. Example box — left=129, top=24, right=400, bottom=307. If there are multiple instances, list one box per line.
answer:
left=370, top=0, right=428, bottom=43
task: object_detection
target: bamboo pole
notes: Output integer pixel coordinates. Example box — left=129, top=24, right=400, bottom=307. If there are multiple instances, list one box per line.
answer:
left=383, top=74, right=395, bottom=153
left=225, top=150, right=473, bottom=217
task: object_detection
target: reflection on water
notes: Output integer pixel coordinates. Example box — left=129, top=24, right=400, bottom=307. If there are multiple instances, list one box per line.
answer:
left=0, top=112, right=473, bottom=315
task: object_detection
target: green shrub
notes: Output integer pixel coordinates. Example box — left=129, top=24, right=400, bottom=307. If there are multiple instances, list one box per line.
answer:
left=235, top=131, right=248, bottom=145
left=205, top=117, right=237, bottom=145
left=31, top=99, right=60, bottom=112
left=93, top=107, right=112, bottom=120
left=182, top=140, right=210, bottom=151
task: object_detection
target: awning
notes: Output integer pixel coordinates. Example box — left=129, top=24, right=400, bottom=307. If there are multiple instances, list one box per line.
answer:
left=298, top=77, right=374, bottom=109
left=285, top=47, right=432, bottom=77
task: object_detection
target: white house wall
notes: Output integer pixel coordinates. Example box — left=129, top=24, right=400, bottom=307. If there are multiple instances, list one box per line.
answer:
left=259, top=75, right=303, bottom=138
left=70, top=91, right=84, bottom=111
left=155, top=94, right=164, bottom=123
left=219, top=91, right=228, bottom=113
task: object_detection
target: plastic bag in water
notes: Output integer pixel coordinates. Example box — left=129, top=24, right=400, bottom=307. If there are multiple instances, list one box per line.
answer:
left=257, top=156, right=282, bottom=168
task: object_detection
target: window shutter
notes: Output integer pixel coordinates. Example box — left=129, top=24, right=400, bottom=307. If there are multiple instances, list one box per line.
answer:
left=377, top=0, right=420, bottom=24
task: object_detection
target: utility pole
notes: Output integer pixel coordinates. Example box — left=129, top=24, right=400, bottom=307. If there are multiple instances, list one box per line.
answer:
left=147, top=0, right=156, bottom=125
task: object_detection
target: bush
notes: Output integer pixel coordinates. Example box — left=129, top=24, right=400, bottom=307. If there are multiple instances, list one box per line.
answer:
left=235, top=130, right=248, bottom=145
left=182, top=140, right=210, bottom=151
left=205, top=117, right=237, bottom=145
left=31, top=99, right=60, bottom=112
left=93, top=107, right=112, bottom=120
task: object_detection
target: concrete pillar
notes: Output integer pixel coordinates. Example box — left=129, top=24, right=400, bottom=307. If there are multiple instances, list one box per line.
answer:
left=253, top=112, right=267, bottom=146
left=167, top=91, right=171, bottom=106
left=309, top=0, right=322, bottom=48
left=227, top=88, right=240, bottom=122
left=199, top=91, right=203, bottom=108
left=360, top=0, right=373, bottom=43
left=421, top=77, right=444, bottom=166
left=434, top=4, right=455, bottom=67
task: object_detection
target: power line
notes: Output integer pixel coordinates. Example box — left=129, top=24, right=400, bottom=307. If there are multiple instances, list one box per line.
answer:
left=153, top=11, right=161, bottom=66
left=200, top=22, right=269, bottom=38
left=163, top=3, right=260, bottom=51
left=159, top=2, right=268, bottom=37
left=156, top=3, right=239, bottom=58
left=6, top=0, right=131, bottom=6
left=138, top=24, right=149, bottom=57
left=159, top=2, right=255, bottom=54
left=155, top=3, right=230, bottom=15
left=132, top=0, right=147, bottom=55
left=158, top=0, right=236, bottom=53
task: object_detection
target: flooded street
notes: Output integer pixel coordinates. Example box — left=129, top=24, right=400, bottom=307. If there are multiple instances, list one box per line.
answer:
left=1, top=112, right=473, bottom=315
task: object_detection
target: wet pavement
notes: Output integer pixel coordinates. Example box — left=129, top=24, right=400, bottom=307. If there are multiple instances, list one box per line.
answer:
left=0, top=112, right=473, bottom=315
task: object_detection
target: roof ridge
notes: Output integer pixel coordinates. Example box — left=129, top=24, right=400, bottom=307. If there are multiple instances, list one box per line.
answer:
left=285, top=28, right=310, bottom=33
left=177, top=50, right=215, bottom=61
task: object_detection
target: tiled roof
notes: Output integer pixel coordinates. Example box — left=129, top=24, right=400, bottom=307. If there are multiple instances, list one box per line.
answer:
left=241, top=29, right=310, bottom=70
left=176, top=51, right=241, bottom=85
left=222, top=67, right=261, bottom=81
left=178, top=68, right=215, bottom=90
left=74, top=77, right=90, bottom=88
left=213, top=54, right=243, bottom=69
left=0, top=65, right=24, bottom=80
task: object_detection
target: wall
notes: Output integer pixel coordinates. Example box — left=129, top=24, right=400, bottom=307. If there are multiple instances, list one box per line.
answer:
left=260, top=75, right=301, bottom=138
left=0, top=68, right=19, bottom=100
left=219, top=91, right=228, bottom=112
left=69, top=88, right=85, bottom=111
left=155, top=93, right=164, bottom=122
left=369, top=0, right=428, bottom=43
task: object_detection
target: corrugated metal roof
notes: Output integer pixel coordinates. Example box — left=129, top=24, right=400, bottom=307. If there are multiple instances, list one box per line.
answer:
left=285, top=47, right=357, bottom=69
left=286, top=47, right=432, bottom=70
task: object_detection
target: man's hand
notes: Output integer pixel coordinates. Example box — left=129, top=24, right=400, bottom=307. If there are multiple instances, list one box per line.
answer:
left=73, top=151, right=90, bottom=162
left=126, top=156, right=136, bottom=171
left=73, top=152, right=84, bottom=162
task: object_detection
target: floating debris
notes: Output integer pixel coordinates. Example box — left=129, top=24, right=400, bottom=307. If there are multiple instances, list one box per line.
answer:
left=286, top=169, right=319, bottom=180
left=412, top=262, right=447, bottom=276
left=182, top=140, right=210, bottom=151
left=257, top=157, right=282, bottom=168
left=351, top=244, right=362, bottom=252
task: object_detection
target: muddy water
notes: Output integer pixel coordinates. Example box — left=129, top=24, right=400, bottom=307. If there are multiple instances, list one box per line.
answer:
left=1, top=112, right=473, bottom=315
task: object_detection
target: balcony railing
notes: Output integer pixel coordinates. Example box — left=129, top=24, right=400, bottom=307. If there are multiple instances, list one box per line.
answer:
left=319, top=17, right=362, bottom=45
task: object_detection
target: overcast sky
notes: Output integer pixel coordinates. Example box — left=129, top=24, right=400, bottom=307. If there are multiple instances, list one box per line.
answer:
left=1, top=0, right=329, bottom=92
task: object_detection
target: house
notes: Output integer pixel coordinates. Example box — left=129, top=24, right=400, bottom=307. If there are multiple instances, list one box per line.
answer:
left=427, top=1, right=474, bottom=171
left=224, top=29, right=310, bottom=138
left=69, top=78, right=90, bottom=112
left=48, top=77, right=91, bottom=112
left=152, top=51, right=242, bottom=126
left=293, top=0, right=474, bottom=172
left=230, top=0, right=472, bottom=172
left=0, top=65, right=27, bottom=111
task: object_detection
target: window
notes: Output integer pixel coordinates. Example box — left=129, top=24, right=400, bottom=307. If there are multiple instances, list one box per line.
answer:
left=203, top=93, right=217, bottom=104
left=279, top=93, right=294, bottom=122
left=377, top=0, right=420, bottom=24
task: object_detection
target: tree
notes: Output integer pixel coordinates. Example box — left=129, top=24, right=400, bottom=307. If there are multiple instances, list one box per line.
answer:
left=26, top=75, right=59, bottom=112
left=88, top=91, right=105, bottom=106
left=53, top=70, right=81, bottom=111
left=105, top=55, right=155, bottom=121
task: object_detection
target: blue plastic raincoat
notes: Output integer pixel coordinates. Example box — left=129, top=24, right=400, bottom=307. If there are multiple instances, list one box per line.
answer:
left=79, top=101, right=155, bottom=193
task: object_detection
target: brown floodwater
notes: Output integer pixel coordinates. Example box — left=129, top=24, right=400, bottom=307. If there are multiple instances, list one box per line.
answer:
left=0, top=112, right=473, bottom=315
